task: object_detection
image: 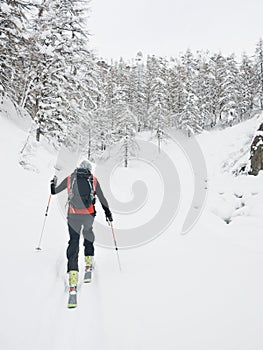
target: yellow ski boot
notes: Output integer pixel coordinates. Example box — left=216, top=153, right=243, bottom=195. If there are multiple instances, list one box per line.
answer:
left=84, top=256, right=93, bottom=283
left=68, top=270, right=78, bottom=308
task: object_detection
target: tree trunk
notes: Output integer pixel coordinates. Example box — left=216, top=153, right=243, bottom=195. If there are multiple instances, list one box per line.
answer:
left=36, top=127, right=41, bottom=142
left=124, top=136, right=128, bottom=167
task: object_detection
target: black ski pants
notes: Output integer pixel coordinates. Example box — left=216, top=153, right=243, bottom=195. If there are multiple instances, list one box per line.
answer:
left=67, top=214, right=95, bottom=272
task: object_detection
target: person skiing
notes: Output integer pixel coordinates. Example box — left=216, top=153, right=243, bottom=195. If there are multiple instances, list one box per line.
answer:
left=50, top=160, right=113, bottom=291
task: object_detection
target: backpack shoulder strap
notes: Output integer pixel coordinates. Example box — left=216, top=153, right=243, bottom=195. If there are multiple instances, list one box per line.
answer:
left=67, top=173, right=76, bottom=198
left=88, top=174, right=97, bottom=197
left=93, top=176, right=97, bottom=190
left=67, top=175, right=71, bottom=194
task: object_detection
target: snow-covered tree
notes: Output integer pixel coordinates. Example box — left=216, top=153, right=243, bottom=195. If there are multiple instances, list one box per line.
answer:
left=207, top=53, right=229, bottom=125
left=177, top=50, right=202, bottom=134
left=254, top=38, right=263, bottom=110
left=22, top=0, right=99, bottom=144
left=129, top=52, right=147, bottom=131
left=3, top=2, right=263, bottom=152
left=111, top=104, right=138, bottom=167
left=194, top=53, right=213, bottom=128
left=237, top=54, right=257, bottom=119
left=220, top=55, right=240, bottom=125
left=146, top=55, right=169, bottom=131
left=0, top=0, right=30, bottom=102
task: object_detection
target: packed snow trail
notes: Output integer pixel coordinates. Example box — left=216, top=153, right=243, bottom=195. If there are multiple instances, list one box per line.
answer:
left=1, top=110, right=263, bottom=350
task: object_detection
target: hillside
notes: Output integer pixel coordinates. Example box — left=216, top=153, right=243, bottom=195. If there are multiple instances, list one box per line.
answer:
left=1, top=104, right=263, bottom=350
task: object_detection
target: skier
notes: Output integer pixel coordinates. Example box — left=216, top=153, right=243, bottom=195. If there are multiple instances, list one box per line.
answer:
left=50, top=160, right=113, bottom=293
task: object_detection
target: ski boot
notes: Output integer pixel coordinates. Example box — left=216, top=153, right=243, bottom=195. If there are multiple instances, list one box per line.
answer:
left=68, top=270, right=78, bottom=308
left=84, top=256, right=93, bottom=283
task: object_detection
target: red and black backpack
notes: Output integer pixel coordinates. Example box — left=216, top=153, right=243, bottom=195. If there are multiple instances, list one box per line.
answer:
left=67, top=168, right=97, bottom=214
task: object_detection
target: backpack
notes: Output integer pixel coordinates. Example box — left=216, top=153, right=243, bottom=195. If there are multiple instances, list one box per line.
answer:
left=68, top=168, right=96, bottom=210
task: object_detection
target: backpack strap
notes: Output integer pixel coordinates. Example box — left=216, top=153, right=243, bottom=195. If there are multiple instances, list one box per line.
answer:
left=67, top=174, right=77, bottom=213
left=93, top=176, right=97, bottom=191
left=67, top=175, right=71, bottom=194
left=67, top=174, right=76, bottom=196
left=88, top=174, right=97, bottom=202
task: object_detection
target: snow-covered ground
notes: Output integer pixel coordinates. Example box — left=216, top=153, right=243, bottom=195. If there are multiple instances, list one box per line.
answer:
left=1, top=103, right=263, bottom=350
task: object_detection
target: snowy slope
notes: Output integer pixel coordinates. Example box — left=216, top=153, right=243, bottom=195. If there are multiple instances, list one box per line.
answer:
left=1, top=107, right=263, bottom=350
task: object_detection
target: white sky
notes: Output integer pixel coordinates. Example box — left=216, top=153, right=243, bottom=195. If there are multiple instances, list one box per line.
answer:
left=88, top=0, right=263, bottom=61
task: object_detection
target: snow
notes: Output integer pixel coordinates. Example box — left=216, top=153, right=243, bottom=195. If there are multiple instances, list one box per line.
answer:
left=1, top=103, right=263, bottom=349
left=1, top=3, right=11, bottom=14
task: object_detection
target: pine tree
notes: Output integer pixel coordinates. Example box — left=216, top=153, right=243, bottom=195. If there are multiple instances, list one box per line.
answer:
left=167, top=60, right=186, bottom=128
left=146, top=55, right=169, bottom=132
left=254, top=38, right=263, bottom=110
left=222, top=54, right=240, bottom=125
left=208, top=53, right=228, bottom=125
left=130, top=52, right=147, bottom=131
left=238, top=54, right=257, bottom=119
left=112, top=104, right=138, bottom=167
left=195, top=53, right=212, bottom=128
left=178, top=50, right=202, bottom=134
left=22, top=0, right=98, bottom=144
left=0, top=0, right=30, bottom=103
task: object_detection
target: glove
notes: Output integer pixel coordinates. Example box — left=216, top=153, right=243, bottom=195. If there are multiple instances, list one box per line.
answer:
left=106, top=214, right=113, bottom=222
left=50, top=175, right=58, bottom=195
left=50, top=175, right=58, bottom=186
left=105, top=208, right=113, bottom=222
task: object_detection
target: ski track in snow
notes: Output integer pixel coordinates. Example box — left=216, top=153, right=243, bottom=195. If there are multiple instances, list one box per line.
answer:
left=1, top=111, right=263, bottom=350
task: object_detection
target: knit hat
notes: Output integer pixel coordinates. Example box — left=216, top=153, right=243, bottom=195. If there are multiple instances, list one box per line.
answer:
left=78, top=160, right=92, bottom=172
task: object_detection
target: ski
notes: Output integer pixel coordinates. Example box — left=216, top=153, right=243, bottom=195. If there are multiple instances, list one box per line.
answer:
left=68, top=287, right=77, bottom=308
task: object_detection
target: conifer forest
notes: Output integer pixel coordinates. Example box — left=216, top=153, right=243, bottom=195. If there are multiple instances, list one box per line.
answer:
left=1, top=0, right=263, bottom=159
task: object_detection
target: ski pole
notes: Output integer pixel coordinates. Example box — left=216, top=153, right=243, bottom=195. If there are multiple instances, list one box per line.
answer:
left=36, top=194, right=52, bottom=251
left=108, top=220, right=122, bottom=271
